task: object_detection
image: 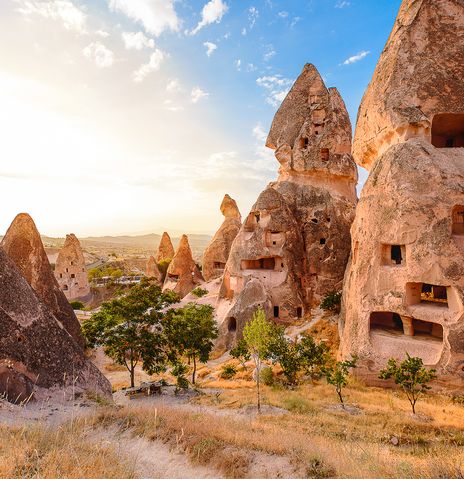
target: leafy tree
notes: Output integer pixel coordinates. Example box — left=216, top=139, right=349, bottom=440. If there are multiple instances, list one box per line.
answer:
left=82, top=279, right=178, bottom=388
left=379, top=354, right=437, bottom=414
left=164, top=303, right=218, bottom=385
left=299, top=335, right=330, bottom=380
left=171, top=362, right=189, bottom=391
left=323, top=356, right=357, bottom=406
left=230, top=338, right=251, bottom=369
left=191, top=287, right=208, bottom=298
left=157, top=258, right=172, bottom=282
left=70, top=300, right=84, bottom=310
left=243, top=307, right=273, bottom=413
left=320, top=291, right=342, bottom=313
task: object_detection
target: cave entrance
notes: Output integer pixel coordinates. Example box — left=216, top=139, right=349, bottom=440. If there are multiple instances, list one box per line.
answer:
left=241, top=258, right=276, bottom=270
left=370, top=312, right=403, bottom=333
left=228, top=317, right=237, bottom=332
left=452, top=206, right=464, bottom=235
left=431, top=113, right=464, bottom=148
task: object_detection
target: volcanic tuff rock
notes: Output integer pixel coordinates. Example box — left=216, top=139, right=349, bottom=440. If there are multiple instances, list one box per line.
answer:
left=55, top=234, right=90, bottom=300
left=202, top=195, right=242, bottom=281
left=0, top=247, right=111, bottom=401
left=146, top=255, right=162, bottom=282
left=340, top=0, right=464, bottom=389
left=353, top=0, right=464, bottom=169
left=156, top=232, right=175, bottom=263
left=1, top=214, right=84, bottom=347
left=163, top=235, right=203, bottom=298
left=217, top=64, right=357, bottom=346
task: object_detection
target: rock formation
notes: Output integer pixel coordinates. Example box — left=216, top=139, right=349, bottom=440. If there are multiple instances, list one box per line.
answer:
left=163, top=235, right=203, bottom=298
left=202, top=194, right=241, bottom=281
left=339, top=0, right=464, bottom=389
left=217, top=64, right=357, bottom=347
left=146, top=255, right=162, bottom=282
left=0, top=247, right=111, bottom=402
left=54, top=234, right=90, bottom=300
left=156, top=232, right=175, bottom=263
left=1, top=214, right=84, bottom=347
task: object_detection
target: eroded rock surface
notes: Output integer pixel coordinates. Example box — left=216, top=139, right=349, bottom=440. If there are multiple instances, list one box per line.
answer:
left=1, top=214, right=84, bottom=347
left=146, top=255, right=162, bottom=282
left=202, top=195, right=241, bottom=281
left=55, top=234, right=90, bottom=300
left=156, top=232, right=175, bottom=263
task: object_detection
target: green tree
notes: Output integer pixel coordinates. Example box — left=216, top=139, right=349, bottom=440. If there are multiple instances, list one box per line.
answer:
left=323, top=356, right=357, bottom=407
left=243, top=307, right=273, bottom=413
left=82, top=279, right=178, bottom=388
left=267, top=326, right=301, bottom=386
left=69, top=300, right=84, bottom=310
left=157, top=258, right=172, bottom=282
left=230, top=338, right=251, bottom=369
left=164, top=303, right=218, bottom=385
left=299, top=335, right=330, bottom=380
left=320, top=291, right=342, bottom=313
left=379, top=354, right=436, bottom=414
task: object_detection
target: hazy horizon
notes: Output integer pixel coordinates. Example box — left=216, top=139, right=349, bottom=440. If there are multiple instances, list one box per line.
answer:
left=0, top=0, right=401, bottom=237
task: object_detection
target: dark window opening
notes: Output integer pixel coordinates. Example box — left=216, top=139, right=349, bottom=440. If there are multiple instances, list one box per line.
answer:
left=273, top=241, right=276, bottom=245
left=59, top=273, right=63, bottom=279
left=168, top=273, right=179, bottom=281
left=228, top=317, right=237, bottom=332
left=241, top=257, right=276, bottom=270
left=421, top=283, right=448, bottom=305
left=63, top=284, right=68, bottom=291
left=82, top=268, right=85, bottom=272
left=311, top=218, right=318, bottom=224
left=320, top=238, right=326, bottom=245
left=320, top=148, right=329, bottom=161
left=391, top=245, right=403, bottom=264
left=431, top=113, right=464, bottom=148
left=296, top=307, right=302, bottom=319
left=370, top=312, right=404, bottom=332
left=413, top=319, right=443, bottom=339
left=213, top=262, right=226, bottom=269
left=326, top=217, right=331, bottom=223
left=452, top=206, right=464, bottom=235
left=71, top=261, right=74, bottom=266
left=66, top=268, right=68, bottom=273
left=300, top=137, right=309, bottom=149
left=274, top=306, right=280, bottom=318
left=71, top=273, right=75, bottom=278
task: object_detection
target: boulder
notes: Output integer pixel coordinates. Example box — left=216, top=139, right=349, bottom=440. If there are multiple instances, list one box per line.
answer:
left=1, top=213, right=84, bottom=348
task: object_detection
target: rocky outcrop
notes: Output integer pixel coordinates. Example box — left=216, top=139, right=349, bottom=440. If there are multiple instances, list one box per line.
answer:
left=217, top=64, right=357, bottom=344
left=163, top=235, right=203, bottom=298
left=339, top=0, right=464, bottom=389
left=0, top=247, right=111, bottom=401
left=55, top=234, right=90, bottom=301
left=202, top=194, right=241, bottom=281
left=353, top=0, right=464, bottom=169
left=146, top=255, right=162, bottom=282
left=1, top=214, right=84, bottom=347
left=156, top=232, right=175, bottom=263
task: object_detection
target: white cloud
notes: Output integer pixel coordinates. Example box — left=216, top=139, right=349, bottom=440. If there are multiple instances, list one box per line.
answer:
left=241, top=27, right=247, bottom=36
left=191, top=87, right=209, bottom=103
left=278, top=11, right=288, bottom=18
left=122, top=31, right=155, bottom=50
left=263, top=44, right=276, bottom=62
left=96, top=30, right=110, bottom=37
left=108, top=0, right=179, bottom=36
left=163, top=99, right=184, bottom=112
left=342, top=50, right=370, bottom=65
left=15, top=0, right=86, bottom=32
left=335, top=1, right=351, bottom=8
left=133, top=49, right=165, bottom=82
left=252, top=123, right=274, bottom=166
left=235, top=59, right=241, bottom=71
left=256, top=75, right=293, bottom=107
left=248, top=6, right=258, bottom=29
left=190, top=0, right=228, bottom=35
left=82, top=42, right=114, bottom=68
left=203, top=41, right=217, bottom=57
left=166, top=78, right=182, bottom=93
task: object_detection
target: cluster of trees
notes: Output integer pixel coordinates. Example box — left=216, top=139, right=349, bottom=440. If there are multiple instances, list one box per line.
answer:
left=82, top=279, right=217, bottom=388
left=231, top=307, right=436, bottom=414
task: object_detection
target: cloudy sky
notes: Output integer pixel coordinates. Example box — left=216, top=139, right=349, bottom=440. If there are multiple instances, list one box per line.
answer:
left=0, top=0, right=402, bottom=237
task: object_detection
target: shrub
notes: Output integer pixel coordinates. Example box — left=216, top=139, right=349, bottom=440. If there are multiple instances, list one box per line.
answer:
left=323, top=356, right=358, bottom=406
left=320, top=291, right=342, bottom=313
left=157, top=258, right=172, bottom=282
left=70, top=300, right=84, bottom=310
left=230, top=339, right=251, bottom=369
left=260, top=366, right=274, bottom=386
left=281, top=396, right=314, bottom=415
left=220, top=364, right=237, bottom=379
left=192, top=287, right=208, bottom=298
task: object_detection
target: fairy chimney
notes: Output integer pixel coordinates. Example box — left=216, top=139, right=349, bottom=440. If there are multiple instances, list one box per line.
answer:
left=156, top=232, right=175, bottom=263
left=1, top=214, right=84, bottom=347
left=0, top=247, right=111, bottom=402
left=54, top=234, right=90, bottom=300
left=146, top=255, right=162, bottom=282
left=163, top=234, right=203, bottom=298
left=340, top=0, right=464, bottom=389
left=217, top=64, right=357, bottom=348
left=202, top=194, right=241, bottom=281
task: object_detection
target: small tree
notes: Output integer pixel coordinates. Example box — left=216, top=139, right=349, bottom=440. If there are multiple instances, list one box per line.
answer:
left=191, top=287, right=208, bottom=298
left=70, top=300, right=84, bottom=310
left=379, top=354, right=436, bottom=414
left=82, top=279, right=178, bottom=388
left=320, top=291, right=342, bottom=313
left=157, top=258, right=172, bottom=282
left=164, top=303, right=218, bottom=384
left=230, top=338, right=251, bottom=369
left=299, top=335, right=330, bottom=380
left=267, top=326, right=301, bottom=386
left=323, top=356, right=357, bottom=407
left=243, top=307, right=273, bottom=413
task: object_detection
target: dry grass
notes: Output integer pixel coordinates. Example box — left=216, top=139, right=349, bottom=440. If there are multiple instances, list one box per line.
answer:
left=0, top=422, right=133, bottom=479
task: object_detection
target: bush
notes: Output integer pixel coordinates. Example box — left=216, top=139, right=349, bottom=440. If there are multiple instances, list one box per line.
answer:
left=281, top=396, right=314, bottom=414
left=70, top=300, right=84, bottom=310
left=191, top=287, right=208, bottom=298
left=220, top=364, right=237, bottom=379
left=157, top=258, right=172, bottom=282
left=320, top=291, right=342, bottom=313
left=260, top=366, right=274, bottom=386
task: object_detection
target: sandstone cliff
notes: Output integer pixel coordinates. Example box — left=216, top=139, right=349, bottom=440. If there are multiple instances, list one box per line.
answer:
left=156, top=232, right=175, bottom=263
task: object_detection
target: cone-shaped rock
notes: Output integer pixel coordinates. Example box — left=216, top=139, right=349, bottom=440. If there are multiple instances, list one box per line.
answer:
left=146, top=255, right=162, bottom=282
left=217, top=64, right=357, bottom=348
left=202, top=194, right=241, bottom=281
left=353, top=0, right=464, bottom=169
left=0, top=247, right=111, bottom=402
left=163, top=235, right=203, bottom=298
left=55, top=234, right=90, bottom=300
left=340, top=0, right=464, bottom=389
left=1, top=214, right=84, bottom=347
left=156, top=232, right=175, bottom=263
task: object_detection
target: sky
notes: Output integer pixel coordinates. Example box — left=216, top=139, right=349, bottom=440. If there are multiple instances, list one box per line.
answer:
left=0, top=0, right=403, bottom=237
